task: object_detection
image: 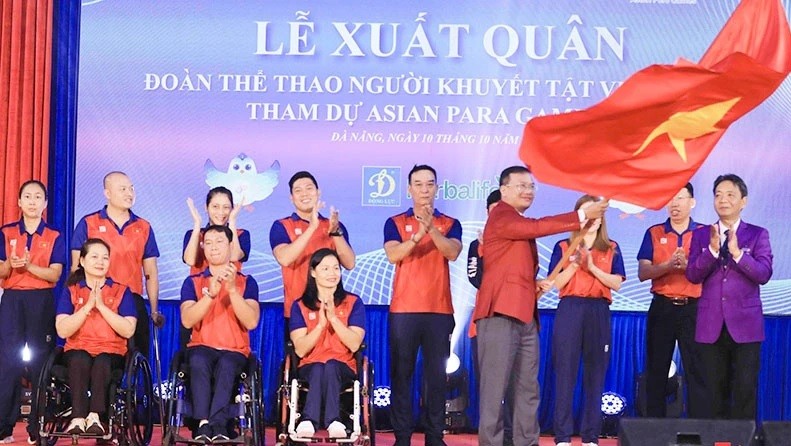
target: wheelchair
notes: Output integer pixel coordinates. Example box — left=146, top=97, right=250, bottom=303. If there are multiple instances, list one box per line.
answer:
left=161, top=349, right=265, bottom=446
left=275, top=342, right=375, bottom=446
left=33, top=346, right=154, bottom=445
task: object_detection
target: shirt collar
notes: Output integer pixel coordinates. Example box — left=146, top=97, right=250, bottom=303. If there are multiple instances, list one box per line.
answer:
left=661, top=218, right=698, bottom=235
left=717, top=219, right=741, bottom=238
left=290, top=212, right=326, bottom=222
left=99, top=205, right=138, bottom=223
left=78, top=277, right=115, bottom=288
left=15, top=219, right=46, bottom=236
left=405, top=207, right=442, bottom=217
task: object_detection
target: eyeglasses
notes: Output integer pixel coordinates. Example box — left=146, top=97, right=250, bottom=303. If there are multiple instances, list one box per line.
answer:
left=505, top=183, right=537, bottom=193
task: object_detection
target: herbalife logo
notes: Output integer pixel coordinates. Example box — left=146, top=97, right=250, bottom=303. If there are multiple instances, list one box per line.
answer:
left=406, top=177, right=499, bottom=201
left=362, top=167, right=401, bottom=207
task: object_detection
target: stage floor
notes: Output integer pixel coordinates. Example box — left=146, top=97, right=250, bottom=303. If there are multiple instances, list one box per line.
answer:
left=6, top=422, right=619, bottom=445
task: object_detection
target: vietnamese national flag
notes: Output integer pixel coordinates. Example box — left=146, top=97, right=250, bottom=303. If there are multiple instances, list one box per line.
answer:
left=519, top=0, right=791, bottom=210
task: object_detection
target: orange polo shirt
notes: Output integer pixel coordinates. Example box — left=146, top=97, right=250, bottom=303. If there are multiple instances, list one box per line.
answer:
left=289, top=293, right=366, bottom=372
left=637, top=219, right=702, bottom=299
left=549, top=239, right=626, bottom=302
left=384, top=208, right=462, bottom=314
left=57, top=278, right=136, bottom=356
left=0, top=220, right=65, bottom=290
left=269, top=213, right=350, bottom=318
left=72, top=207, right=159, bottom=295
left=181, top=269, right=259, bottom=356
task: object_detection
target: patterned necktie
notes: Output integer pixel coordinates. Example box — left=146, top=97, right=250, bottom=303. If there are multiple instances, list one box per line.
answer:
left=721, top=229, right=731, bottom=263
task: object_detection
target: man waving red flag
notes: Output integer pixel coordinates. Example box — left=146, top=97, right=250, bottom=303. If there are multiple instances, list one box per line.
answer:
left=519, top=0, right=791, bottom=210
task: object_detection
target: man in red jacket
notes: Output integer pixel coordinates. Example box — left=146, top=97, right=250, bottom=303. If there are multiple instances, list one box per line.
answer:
left=472, top=166, right=608, bottom=446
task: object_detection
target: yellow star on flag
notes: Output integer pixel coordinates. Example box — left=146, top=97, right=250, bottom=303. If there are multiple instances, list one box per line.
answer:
left=633, top=97, right=741, bottom=162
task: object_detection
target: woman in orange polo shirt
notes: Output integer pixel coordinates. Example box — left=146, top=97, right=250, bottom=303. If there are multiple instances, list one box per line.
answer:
left=183, top=186, right=250, bottom=275
left=548, top=195, right=625, bottom=446
left=55, top=239, right=137, bottom=436
left=289, top=248, right=366, bottom=439
left=0, top=180, right=65, bottom=443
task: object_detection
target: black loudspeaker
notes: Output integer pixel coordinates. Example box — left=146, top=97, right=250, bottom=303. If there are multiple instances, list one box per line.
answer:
left=761, top=421, right=791, bottom=446
left=618, top=417, right=757, bottom=446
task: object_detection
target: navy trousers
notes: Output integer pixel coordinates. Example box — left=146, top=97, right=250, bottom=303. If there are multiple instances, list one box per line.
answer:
left=0, top=289, right=55, bottom=437
left=552, top=297, right=611, bottom=444
left=297, top=360, right=355, bottom=428
left=388, top=312, right=454, bottom=446
left=188, top=346, right=247, bottom=426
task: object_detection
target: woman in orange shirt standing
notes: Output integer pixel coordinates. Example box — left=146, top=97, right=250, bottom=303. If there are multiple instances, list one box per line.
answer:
left=548, top=195, right=625, bottom=446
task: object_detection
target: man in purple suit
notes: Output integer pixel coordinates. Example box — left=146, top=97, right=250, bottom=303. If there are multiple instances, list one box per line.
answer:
left=686, top=174, right=773, bottom=420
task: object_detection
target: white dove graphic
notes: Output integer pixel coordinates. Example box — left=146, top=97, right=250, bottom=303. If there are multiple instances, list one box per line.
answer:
left=204, top=153, right=280, bottom=206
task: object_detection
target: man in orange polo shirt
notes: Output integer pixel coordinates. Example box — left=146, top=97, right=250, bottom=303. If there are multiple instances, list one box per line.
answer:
left=180, top=225, right=260, bottom=442
left=72, top=171, right=163, bottom=359
left=637, top=183, right=706, bottom=418
left=269, top=171, right=355, bottom=331
left=383, top=164, right=462, bottom=446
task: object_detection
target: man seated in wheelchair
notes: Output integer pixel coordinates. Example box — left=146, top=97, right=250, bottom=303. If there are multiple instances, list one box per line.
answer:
left=55, top=238, right=137, bottom=436
left=180, top=225, right=260, bottom=442
left=289, top=248, right=366, bottom=439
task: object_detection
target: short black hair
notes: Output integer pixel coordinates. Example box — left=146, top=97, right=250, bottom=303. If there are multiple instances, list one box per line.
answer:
left=19, top=180, right=48, bottom=200
left=486, top=189, right=501, bottom=209
left=713, top=174, right=747, bottom=197
left=683, top=182, right=694, bottom=198
left=205, top=224, right=233, bottom=242
left=408, top=164, right=436, bottom=184
left=499, top=165, right=531, bottom=186
left=289, top=171, right=318, bottom=192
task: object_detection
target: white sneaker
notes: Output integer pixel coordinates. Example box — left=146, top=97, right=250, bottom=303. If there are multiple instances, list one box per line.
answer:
left=0, top=435, right=15, bottom=444
left=85, top=412, right=105, bottom=435
left=327, top=420, right=347, bottom=438
left=555, top=443, right=571, bottom=446
left=582, top=443, right=598, bottom=446
left=66, top=417, right=86, bottom=435
left=295, top=420, right=315, bottom=437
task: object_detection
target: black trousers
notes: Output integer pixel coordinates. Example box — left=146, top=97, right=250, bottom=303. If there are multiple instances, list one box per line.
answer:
left=699, top=325, right=761, bottom=420
left=645, top=295, right=707, bottom=418
left=64, top=350, right=125, bottom=418
left=388, top=313, right=454, bottom=446
left=131, top=293, right=150, bottom=361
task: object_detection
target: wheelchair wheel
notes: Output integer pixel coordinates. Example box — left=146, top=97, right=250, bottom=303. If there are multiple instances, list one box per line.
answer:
left=245, top=359, right=265, bottom=446
left=124, top=352, right=154, bottom=446
left=274, top=358, right=288, bottom=443
left=363, top=359, right=375, bottom=446
left=34, top=347, right=69, bottom=446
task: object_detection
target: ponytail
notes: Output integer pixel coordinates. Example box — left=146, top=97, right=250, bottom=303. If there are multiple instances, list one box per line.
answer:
left=66, top=265, right=86, bottom=286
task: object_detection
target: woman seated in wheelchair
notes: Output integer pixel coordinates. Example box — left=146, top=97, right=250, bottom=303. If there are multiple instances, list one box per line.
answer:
left=180, top=224, right=260, bottom=443
left=55, top=238, right=137, bottom=436
left=289, top=248, right=366, bottom=439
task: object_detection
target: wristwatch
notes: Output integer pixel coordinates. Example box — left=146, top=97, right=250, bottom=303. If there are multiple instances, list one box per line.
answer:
left=329, top=227, right=344, bottom=237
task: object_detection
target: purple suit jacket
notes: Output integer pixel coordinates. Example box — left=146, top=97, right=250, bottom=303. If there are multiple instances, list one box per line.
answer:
left=686, top=221, right=773, bottom=343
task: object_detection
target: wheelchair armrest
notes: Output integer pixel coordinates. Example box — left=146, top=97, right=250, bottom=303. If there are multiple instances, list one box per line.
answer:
left=285, top=341, right=300, bottom=377
left=354, top=343, right=367, bottom=381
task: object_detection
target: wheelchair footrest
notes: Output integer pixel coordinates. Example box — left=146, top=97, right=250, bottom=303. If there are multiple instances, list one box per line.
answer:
left=290, top=430, right=360, bottom=444
left=173, top=433, right=247, bottom=445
